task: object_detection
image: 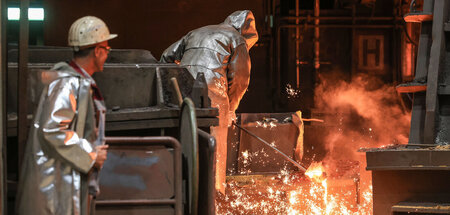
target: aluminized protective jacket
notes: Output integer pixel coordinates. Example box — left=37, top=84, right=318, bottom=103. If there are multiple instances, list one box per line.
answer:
left=161, top=10, right=258, bottom=113
left=160, top=10, right=258, bottom=193
left=16, top=62, right=102, bottom=215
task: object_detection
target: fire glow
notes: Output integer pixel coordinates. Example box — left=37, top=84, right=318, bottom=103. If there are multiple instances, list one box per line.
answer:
left=217, top=75, right=409, bottom=214
left=218, top=161, right=373, bottom=215
left=287, top=162, right=373, bottom=215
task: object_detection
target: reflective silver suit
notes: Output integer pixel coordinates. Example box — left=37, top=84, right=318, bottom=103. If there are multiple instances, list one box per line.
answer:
left=17, top=62, right=104, bottom=215
left=161, top=10, right=258, bottom=192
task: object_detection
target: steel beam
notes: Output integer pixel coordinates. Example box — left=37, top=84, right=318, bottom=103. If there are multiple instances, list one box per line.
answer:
left=17, top=0, right=29, bottom=173
left=0, top=0, right=6, bottom=213
left=424, top=0, right=448, bottom=144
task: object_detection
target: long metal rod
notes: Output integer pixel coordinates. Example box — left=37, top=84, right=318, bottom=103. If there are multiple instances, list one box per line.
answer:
left=17, top=0, right=29, bottom=175
left=232, top=122, right=307, bottom=172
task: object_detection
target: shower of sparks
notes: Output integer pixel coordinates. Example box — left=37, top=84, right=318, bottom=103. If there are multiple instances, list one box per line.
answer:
left=256, top=120, right=278, bottom=129
left=218, top=161, right=373, bottom=215
left=286, top=84, right=301, bottom=98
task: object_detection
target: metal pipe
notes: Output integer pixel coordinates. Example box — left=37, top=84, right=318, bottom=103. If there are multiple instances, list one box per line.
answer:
left=232, top=122, right=307, bottom=172
left=170, top=77, right=183, bottom=107
left=155, top=67, right=165, bottom=106
left=314, top=0, right=320, bottom=70
left=105, top=136, right=182, bottom=215
left=17, top=0, right=29, bottom=174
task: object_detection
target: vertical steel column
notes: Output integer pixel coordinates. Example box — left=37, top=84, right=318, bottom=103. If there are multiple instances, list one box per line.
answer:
left=424, top=0, right=447, bottom=144
left=0, top=0, right=6, bottom=213
left=17, top=0, right=29, bottom=172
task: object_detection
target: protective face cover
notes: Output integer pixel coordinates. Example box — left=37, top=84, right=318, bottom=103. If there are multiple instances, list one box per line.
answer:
left=160, top=10, right=258, bottom=193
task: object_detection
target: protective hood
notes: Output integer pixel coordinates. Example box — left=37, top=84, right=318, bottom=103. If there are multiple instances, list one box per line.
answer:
left=223, top=10, right=259, bottom=49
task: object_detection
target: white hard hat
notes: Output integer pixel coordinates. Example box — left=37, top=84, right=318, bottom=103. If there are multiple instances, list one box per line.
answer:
left=68, top=16, right=117, bottom=49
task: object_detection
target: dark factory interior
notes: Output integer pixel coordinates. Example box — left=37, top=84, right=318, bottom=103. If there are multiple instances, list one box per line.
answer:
left=0, top=0, right=450, bottom=214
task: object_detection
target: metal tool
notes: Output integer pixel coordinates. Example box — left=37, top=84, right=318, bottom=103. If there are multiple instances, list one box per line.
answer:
left=232, top=121, right=307, bottom=172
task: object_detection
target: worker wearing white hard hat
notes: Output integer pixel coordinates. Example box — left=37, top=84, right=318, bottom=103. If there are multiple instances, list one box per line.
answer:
left=16, top=16, right=117, bottom=215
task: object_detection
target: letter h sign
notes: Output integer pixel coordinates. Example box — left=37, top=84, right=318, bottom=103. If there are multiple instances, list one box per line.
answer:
left=358, top=35, right=384, bottom=70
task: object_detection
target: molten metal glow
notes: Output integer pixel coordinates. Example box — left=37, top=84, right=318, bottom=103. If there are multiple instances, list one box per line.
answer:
left=305, top=162, right=325, bottom=182
left=217, top=75, right=410, bottom=215
left=217, top=159, right=373, bottom=215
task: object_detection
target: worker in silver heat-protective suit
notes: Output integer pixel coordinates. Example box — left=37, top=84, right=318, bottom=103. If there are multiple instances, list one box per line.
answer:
left=161, top=10, right=258, bottom=193
left=16, top=16, right=116, bottom=215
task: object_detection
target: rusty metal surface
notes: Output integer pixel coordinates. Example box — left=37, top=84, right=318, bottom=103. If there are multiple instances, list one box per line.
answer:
left=97, top=136, right=182, bottom=215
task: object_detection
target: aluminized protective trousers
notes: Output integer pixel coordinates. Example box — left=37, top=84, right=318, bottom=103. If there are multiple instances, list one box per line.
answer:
left=16, top=62, right=104, bottom=215
left=161, top=10, right=258, bottom=193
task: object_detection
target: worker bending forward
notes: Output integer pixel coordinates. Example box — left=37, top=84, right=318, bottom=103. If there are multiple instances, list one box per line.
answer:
left=161, top=10, right=258, bottom=193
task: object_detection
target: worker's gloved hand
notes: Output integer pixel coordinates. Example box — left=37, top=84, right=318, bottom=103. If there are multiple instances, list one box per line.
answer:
left=94, top=145, right=109, bottom=169
left=228, top=110, right=237, bottom=127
